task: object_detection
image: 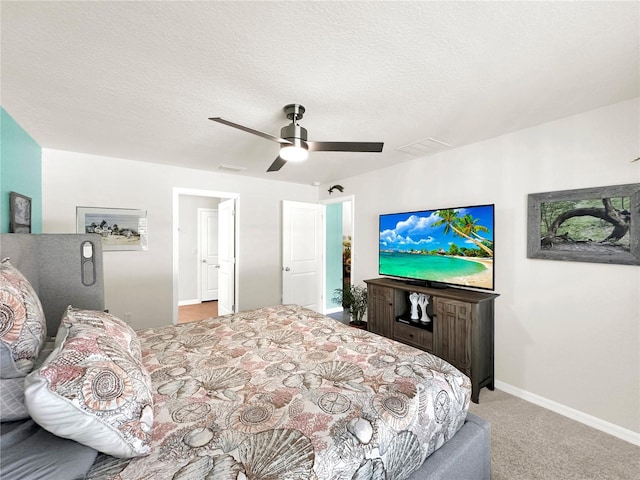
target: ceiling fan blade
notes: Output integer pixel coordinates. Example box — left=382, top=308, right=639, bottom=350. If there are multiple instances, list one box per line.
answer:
left=209, top=117, right=292, bottom=145
left=267, top=156, right=287, bottom=172
left=307, top=141, right=384, bottom=153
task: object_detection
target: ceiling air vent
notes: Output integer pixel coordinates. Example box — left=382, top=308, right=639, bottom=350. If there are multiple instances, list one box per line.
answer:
left=397, top=137, right=452, bottom=157
left=218, top=164, right=246, bottom=173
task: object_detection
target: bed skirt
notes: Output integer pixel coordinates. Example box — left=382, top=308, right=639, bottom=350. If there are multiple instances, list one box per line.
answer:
left=409, top=412, right=490, bottom=480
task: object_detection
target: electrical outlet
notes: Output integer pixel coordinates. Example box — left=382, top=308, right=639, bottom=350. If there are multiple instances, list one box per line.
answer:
left=123, top=312, right=133, bottom=323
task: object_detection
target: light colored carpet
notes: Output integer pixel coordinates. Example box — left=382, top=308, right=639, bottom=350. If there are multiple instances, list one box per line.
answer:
left=469, top=389, right=639, bottom=480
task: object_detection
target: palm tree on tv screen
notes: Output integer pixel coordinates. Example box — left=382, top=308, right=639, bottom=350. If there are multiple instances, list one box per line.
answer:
left=433, top=209, right=493, bottom=257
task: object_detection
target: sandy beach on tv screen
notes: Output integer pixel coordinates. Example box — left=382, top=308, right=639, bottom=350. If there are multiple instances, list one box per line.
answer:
left=444, top=257, right=493, bottom=289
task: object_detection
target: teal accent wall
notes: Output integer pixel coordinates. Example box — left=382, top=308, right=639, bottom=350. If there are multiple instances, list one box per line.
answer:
left=326, top=203, right=343, bottom=310
left=0, top=107, right=42, bottom=233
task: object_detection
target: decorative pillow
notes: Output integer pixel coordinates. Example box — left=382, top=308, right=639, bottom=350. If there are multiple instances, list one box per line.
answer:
left=60, top=308, right=143, bottom=360
left=0, top=258, right=46, bottom=378
left=24, top=308, right=153, bottom=458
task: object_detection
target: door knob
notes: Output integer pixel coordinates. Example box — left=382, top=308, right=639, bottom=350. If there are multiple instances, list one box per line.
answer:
left=202, top=259, right=207, bottom=263
left=284, top=267, right=291, bottom=271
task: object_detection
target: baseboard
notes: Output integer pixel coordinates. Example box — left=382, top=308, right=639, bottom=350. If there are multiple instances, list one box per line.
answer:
left=324, top=306, right=343, bottom=315
left=495, top=381, right=640, bottom=446
left=178, top=299, right=200, bottom=306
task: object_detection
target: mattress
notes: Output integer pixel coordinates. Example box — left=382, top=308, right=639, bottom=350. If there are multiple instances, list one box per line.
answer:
left=86, top=305, right=471, bottom=479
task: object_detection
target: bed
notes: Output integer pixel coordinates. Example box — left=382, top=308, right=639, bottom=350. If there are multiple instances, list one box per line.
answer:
left=1, top=234, right=490, bottom=480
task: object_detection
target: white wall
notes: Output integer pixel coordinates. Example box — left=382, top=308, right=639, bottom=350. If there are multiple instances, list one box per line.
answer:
left=42, top=150, right=318, bottom=329
left=319, top=98, right=640, bottom=438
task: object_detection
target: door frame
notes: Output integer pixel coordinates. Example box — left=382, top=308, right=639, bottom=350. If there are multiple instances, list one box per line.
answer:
left=172, top=187, right=240, bottom=325
left=321, top=194, right=355, bottom=314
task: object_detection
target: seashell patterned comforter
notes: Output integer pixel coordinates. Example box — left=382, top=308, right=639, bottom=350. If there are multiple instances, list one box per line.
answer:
left=86, top=305, right=471, bottom=480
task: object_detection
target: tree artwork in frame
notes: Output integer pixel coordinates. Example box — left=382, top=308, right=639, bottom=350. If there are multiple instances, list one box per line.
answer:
left=10, top=192, right=32, bottom=233
left=76, top=207, right=148, bottom=251
left=527, top=183, right=640, bottom=265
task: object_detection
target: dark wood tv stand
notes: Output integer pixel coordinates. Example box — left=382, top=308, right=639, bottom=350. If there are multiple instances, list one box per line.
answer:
left=364, top=278, right=499, bottom=403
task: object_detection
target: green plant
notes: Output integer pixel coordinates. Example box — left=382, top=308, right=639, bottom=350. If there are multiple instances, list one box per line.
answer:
left=332, top=284, right=368, bottom=326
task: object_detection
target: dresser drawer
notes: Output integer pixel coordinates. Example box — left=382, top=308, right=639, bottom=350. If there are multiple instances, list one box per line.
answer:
left=393, top=322, right=432, bottom=351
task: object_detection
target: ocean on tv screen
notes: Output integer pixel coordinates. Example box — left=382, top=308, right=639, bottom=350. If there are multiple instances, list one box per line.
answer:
left=379, top=251, right=492, bottom=287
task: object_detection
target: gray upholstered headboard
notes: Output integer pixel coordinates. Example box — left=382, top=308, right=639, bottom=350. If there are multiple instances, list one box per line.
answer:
left=0, top=234, right=105, bottom=336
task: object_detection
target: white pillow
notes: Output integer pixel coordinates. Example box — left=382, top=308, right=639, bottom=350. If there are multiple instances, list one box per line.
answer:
left=25, top=308, right=153, bottom=458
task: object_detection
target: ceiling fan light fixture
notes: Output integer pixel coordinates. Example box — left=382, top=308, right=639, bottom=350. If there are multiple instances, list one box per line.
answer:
left=269, top=133, right=308, bottom=171
left=279, top=143, right=308, bottom=162
left=279, top=123, right=309, bottom=162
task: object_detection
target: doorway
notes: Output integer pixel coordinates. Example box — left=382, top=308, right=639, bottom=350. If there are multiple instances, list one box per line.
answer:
left=279, top=196, right=354, bottom=317
left=172, top=188, right=238, bottom=325
left=322, top=195, right=354, bottom=315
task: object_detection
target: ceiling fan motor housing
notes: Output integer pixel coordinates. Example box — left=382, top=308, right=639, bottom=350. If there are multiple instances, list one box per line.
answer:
left=280, top=123, right=308, bottom=148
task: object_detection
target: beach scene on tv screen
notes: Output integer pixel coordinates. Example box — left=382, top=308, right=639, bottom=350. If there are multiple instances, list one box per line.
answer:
left=379, top=205, right=494, bottom=289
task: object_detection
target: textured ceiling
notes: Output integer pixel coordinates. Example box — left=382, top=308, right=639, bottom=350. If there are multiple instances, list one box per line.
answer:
left=2, top=1, right=638, bottom=185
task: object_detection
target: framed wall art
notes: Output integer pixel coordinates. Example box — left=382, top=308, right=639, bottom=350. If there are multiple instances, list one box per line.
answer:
left=10, top=192, right=32, bottom=233
left=527, top=183, right=640, bottom=265
left=76, top=206, right=148, bottom=251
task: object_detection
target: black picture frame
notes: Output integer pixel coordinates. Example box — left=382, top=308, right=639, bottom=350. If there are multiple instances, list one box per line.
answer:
left=527, top=183, right=640, bottom=265
left=9, top=192, right=32, bottom=233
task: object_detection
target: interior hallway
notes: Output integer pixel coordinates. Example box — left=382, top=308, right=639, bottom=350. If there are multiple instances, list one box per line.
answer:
left=178, top=301, right=218, bottom=323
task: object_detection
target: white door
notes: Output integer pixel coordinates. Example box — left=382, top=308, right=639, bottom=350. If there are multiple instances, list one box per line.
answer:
left=218, top=198, right=236, bottom=315
left=282, top=201, right=325, bottom=312
left=199, top=209, right=218, bottom=301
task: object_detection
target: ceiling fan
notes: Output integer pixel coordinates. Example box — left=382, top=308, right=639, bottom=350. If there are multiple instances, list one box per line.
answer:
left=209, top=104, right=384, bottom=172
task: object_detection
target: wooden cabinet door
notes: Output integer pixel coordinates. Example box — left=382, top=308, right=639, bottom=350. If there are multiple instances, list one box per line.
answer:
left=367, top=284, right=394, bottom=338
left=434, top=298, right=472, bottom=374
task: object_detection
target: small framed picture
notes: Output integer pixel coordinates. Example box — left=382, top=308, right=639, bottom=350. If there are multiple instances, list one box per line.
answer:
left=76, top=206, right=148, bottom=251
left=10, top=192, right=32, bottom=233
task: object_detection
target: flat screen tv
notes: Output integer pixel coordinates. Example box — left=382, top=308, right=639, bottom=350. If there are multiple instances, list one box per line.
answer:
left=379, top=204, right=495, bottom=291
